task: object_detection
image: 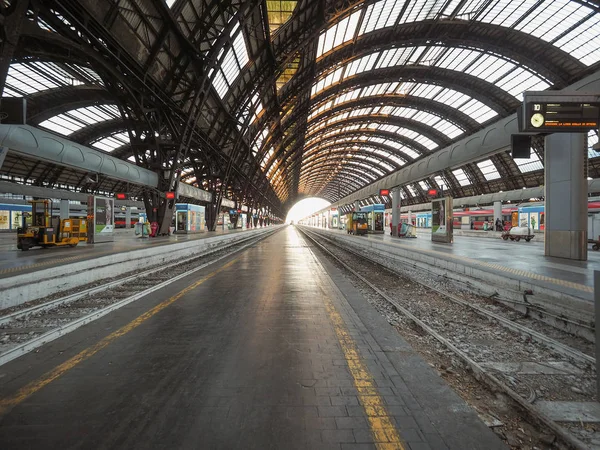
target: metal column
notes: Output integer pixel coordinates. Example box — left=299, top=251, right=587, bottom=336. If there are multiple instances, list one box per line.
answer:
left=125, top=207, right=132, bottom=229
left=493, top=201, right=502, bottom=230
left=544, top=133, right=587, bottom=260
left=391, top=187, right=401, bottom=236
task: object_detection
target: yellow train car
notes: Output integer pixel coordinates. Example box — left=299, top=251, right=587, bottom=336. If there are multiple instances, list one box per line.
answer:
left=17, top=200, right=87, bottom=251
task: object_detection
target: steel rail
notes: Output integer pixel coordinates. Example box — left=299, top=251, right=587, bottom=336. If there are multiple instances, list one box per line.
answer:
left=0, top=229, right=278, bottom=367
left=300, top=227, right=590, bottom=450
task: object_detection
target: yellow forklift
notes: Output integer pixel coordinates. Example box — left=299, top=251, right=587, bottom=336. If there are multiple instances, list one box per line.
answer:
left=17, top=200, right=87, bottom=251
left=345, top=212, right=369, bottom=235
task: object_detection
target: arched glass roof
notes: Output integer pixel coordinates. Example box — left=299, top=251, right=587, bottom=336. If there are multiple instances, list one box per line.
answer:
left=4, top=0, right=600, bottom=210
left=308, top=82, right=499, bottom=124
left=316, top=0, right=600, bottom=65
left=312, top=46, right=551, bottom=101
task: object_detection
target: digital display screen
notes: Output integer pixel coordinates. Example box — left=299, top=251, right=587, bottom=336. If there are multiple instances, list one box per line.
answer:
left=526, top=102, right=599, bottom=132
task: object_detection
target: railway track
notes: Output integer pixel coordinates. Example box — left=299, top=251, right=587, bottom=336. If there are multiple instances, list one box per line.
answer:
left=300, top=227, right=597, bottom=450
left=0, top=230, right=276, bottom=367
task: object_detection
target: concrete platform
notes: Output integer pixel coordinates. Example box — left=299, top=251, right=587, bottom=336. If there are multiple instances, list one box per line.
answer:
left=0, top=227, right=252, bottom=279
left=308, top=226, right=598, bottom=302
left=0, top=226, right=506, bottom=450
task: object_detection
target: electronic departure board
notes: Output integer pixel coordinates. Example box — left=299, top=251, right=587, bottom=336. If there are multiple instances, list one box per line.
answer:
left=520, top=92, right=600, bottom=133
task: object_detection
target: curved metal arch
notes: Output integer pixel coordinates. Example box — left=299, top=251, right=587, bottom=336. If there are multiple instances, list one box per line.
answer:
left=311, top=66, right=516, bottom=115
left=260, top=123, right=424, bottom=185
left=307, top=94, right=479, bottom=134
left=318, top=182, right=356, bottom=199
left=315, top=22, right=583, bottom=86
left=302, top=143, right=405, bottom=170
left=300, top=163, right=380, bottom=187
left=231, top=5, right=585, bottom=125
left=252, top=65, right=512, bottom=159
left=306, top=114, right=453, bottom=148
left=301, top=172, right=366, bottom=194
left=300, top=156, right=391, bottom=182
left=284, top=129, right=426, bottom=177
left=305, top=127, right=430, bottom=156
left=27, top=85, right=114, bottom=124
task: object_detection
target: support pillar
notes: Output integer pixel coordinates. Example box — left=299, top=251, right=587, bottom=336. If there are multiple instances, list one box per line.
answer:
left=407, top=210, right=413, bottom=226
left=391, top=187, right=401, bottom=237
left=59, top=199, right=69, bottom=220
left=493, top=201, right=502, bottom=231
left=545, top=133, right=587, bottom=260
left=125, top=207, right=132, bottom=229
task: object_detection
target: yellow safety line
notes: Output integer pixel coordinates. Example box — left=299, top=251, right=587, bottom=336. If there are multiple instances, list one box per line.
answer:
left=0, top=258, right=238, bottom=416
left=323, top=296, right=406, bottom=450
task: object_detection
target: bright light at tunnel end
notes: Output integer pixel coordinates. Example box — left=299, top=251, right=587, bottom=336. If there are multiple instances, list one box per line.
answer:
left=286, top=198, right=331, bottom=224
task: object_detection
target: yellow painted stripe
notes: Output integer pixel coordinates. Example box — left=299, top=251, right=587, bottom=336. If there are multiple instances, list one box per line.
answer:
left=0, top=258, right=238, bottom=416
left=323, top=298, right=406, bottom=450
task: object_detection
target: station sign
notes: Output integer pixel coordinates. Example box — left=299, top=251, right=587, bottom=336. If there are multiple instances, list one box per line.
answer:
left=520, top=92, right=600, bottom=133
left=165, top=191, right=176, bottom=199
left=115, top=193, right=128, bottom=200
left=379, top=189, right=390, bottom=196
left=427, top=188, right=438, bottom=197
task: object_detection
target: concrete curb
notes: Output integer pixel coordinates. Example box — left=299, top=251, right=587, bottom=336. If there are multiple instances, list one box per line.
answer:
left=303, top=227, right=592, bottom=328
left=0, top=227, right=278, bottom=310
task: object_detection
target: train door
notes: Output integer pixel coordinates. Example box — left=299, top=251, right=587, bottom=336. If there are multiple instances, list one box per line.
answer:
left=511, top=211, right=518, bottom=227
left=539, top=212, right=545, bottom=230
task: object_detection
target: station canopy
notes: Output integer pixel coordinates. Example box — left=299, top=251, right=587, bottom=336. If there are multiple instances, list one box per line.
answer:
left=1, top=0, right=599, bottom=212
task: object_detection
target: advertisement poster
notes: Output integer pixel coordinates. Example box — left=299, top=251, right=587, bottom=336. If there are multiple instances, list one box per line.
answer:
left=95, top=197, right=114, bottom=234
left=88, top=196, right=115, bottom=243
left=431, top=197, right=453, bottom=243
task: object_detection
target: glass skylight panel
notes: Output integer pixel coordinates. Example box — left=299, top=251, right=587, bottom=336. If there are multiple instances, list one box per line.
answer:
left=418, top=181, right=429, bottom=190
left=437, top=122, right=464, bottom=139
left=39, top=116, right=81, bottom=135
left=479, top=0, right=537, bottom=27
left=5, top=62, right=75, bottom=95
left=434, top=175, right=445, bottom=189
left=458, top=99, right=497, bottom=123
left=411, top=111, right=440, bottom=126
left=398, top=146, right=420, bottom=159
left=434, top=88, right=470, bottom=106
left=211, top=23, right=249, bottom=98
left=400, top=0, right=447, bottom=23
left=554, top=16, right=600, bottom=66
left=452, top=168, right=470, bottom=186
left=437, top=48, right=480, bottom=71
left=39, top=105, right=120, bottom=136
left=466, top=54, right=515, bottom=80
left=515, top=151, right=543, bottom=173
left=477, top=159, right=501, bottom=181
left=496, top=68, right=550, bottom=99
left=378, top=47, right=412, bottom=68
left=316, top=10, right=360, bottom=58
left=92, top=132, right=130, bottom=153
left=360, top=0, right=403, bottom=34
left=410, top=84, right=442, bottom=99
left=165, top=0, right=177, bottom=7
left=414, top=135, right=437, bottom=150
left=391, top=107, right=416, bottom=118
left=405, top=184, right=417, bottom=197
left=516, top=0, right=588, bottom=42
left=389, top=154, right=406, bottom=166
